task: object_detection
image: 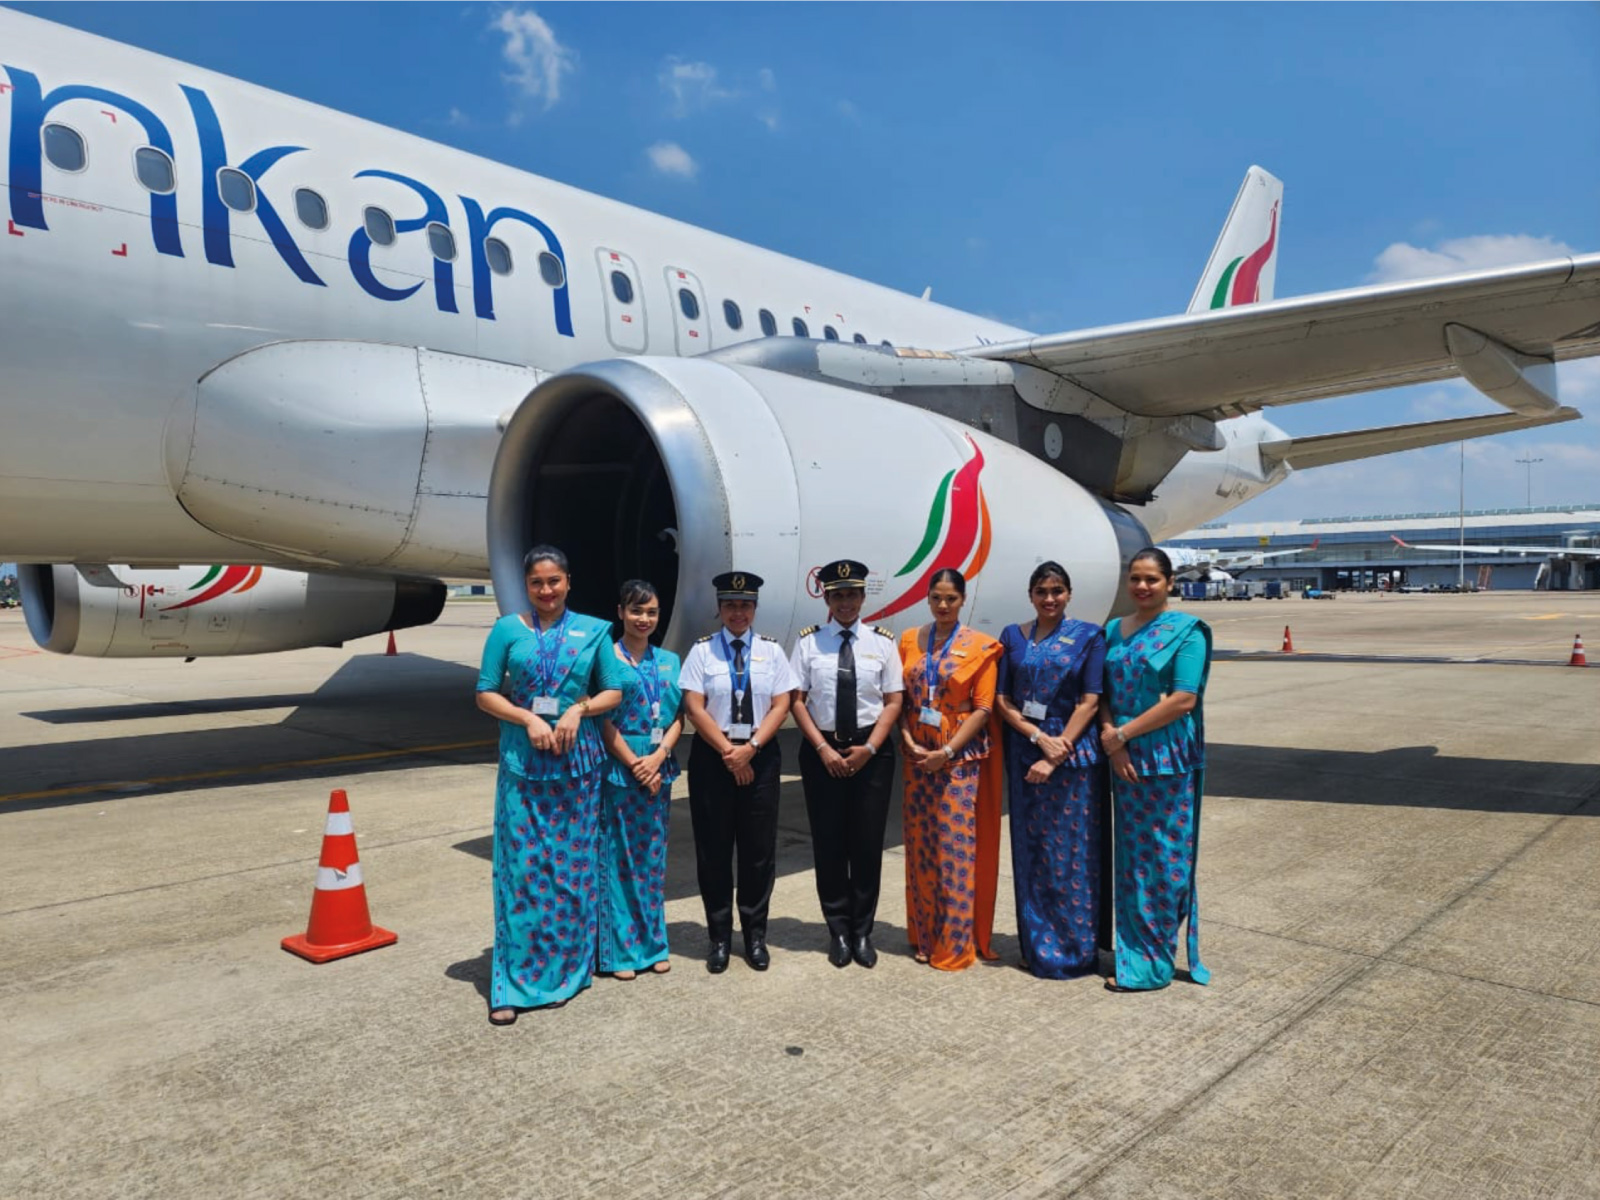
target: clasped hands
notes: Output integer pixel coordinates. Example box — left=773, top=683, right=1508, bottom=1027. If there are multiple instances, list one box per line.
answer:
left=1024, top=731, right=1071, bottom=784
left=721, top=740, right=757, bottom=786
left=818, top=743, right=874, bottom=778
left=523, top=706, right=584, bottom=755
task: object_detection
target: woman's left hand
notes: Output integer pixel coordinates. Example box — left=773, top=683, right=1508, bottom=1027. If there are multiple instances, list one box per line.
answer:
left=553, top=706, right=584, bottom=754
left=1109, top=747, right=1138, bottom=783
left=1099, top=725, right=1127, bottom=755
left=1025, top=759, right=1055, bottom=784
left=1035, top=733, right=1068, bottom=765
left=630, top=750, right=662, bottom=785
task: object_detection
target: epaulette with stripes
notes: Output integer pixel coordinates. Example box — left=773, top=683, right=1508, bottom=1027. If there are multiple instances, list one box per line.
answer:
left=760, top=633, right=782, bottom=643
left=696, top=633, right=715, bottom=643
left=873, top=626, right=895, bottom=640
left=799, top=625, right=819, bottom=638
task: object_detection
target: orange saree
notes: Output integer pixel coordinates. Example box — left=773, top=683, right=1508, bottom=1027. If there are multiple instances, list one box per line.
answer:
left=898, top=625, right=1004, bottom=970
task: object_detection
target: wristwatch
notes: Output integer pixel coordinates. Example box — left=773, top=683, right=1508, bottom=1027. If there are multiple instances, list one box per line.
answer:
left=1029, top=730, right=1041, bottom=745
left=749, top=735, right=762, bottom=750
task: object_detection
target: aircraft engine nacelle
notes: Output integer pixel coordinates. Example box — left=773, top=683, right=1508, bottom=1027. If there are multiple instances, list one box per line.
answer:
left=487, top=358, right=1152, bottom=655
left=18, top=564, right=445, bottom=657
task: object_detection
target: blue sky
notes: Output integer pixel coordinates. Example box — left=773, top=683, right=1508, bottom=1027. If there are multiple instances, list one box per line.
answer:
left=10, top=1, right=1600, bottom=527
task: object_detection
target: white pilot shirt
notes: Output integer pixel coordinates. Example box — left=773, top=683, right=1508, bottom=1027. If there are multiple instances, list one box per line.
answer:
left=678, top=627, right=800, bottom=732
left=788, top=618, right=904, bottom=732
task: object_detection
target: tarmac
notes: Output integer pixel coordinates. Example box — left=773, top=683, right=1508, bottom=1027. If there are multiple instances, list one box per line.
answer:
left=1, top=591, right=1597, bottom=1199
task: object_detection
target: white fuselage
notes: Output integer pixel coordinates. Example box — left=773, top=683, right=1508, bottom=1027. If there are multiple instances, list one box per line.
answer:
left=0, top=9, right=1283, bottom=572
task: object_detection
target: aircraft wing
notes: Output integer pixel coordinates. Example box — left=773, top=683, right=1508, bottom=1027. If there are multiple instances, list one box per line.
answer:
left=964, top=254, right=1600, bottom=420
left=1259, top=408, right=1581, bottom=470
left=1391, top=535, right=1600, bottom=559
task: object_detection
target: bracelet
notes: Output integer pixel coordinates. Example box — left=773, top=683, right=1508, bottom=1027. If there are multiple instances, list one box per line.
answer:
left=866, top=740, right=878, bottom=755
left=943, top=743, right=955, bottom=757
left=579, top=698, right=591, bottom=715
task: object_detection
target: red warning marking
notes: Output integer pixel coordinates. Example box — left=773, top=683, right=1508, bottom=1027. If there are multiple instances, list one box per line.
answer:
left=689, top=329, right=699, bottom=338
left=0, top=84, right=12, bottom=95
left=101, top=109, right=117, bottom=123
left=621, top=314, right=633, bottom=323
left=112, top=243, right=128, bottom=257
left=6, top=220, right=21, bottom=237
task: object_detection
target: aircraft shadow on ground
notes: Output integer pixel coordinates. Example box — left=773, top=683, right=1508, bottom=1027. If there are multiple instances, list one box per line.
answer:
left=2, top=653, right=494, bottom=813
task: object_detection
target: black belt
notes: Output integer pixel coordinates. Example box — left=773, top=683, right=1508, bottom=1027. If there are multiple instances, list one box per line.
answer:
left=821, top=731, right=874, bottom=749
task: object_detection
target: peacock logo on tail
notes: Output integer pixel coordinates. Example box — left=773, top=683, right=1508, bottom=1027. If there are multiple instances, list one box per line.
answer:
left=1208, top=200, right=1279, bottom=309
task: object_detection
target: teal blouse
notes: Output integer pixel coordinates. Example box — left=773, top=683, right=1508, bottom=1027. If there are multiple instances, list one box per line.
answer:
left=1104, top=612, right=1211, bottom=777
left=602, top=642, right=683, bottom=790
left=476, top=611, right=629, bottom=780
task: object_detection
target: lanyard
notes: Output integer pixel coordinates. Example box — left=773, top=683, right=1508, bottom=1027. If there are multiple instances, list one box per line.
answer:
left=718, top=630, right=752, bottom=704
left=529, top=610, right=570, bottom=693
left=1020, top=619, right=1059, bottom=704
left=616, top=640, right=662, bottom=719
left=923, top=623, right=961, bottom=704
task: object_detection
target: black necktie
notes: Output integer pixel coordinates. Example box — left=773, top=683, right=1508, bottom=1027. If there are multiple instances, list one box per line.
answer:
left=731, top=637, right=753, bottom=725
left=836, top=629, right=858, bottom=740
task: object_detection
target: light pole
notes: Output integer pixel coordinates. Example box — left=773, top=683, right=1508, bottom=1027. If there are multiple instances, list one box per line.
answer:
left=1515, top=455, right=1543, bottom=508
left=1458, top=442, right=1466, bottom=592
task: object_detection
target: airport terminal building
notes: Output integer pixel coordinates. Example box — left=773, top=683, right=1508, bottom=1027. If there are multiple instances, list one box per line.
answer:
left=1168, top=505, right=1600, bottom=591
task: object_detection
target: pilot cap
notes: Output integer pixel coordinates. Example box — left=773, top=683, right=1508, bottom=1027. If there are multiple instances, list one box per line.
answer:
left=713, top=571, right=764, bottom=601
left=821, top=559, right=870, bottom=592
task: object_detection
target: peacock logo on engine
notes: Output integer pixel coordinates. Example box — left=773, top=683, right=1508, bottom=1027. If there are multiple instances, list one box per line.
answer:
left=865, top=434, right=992, bottom=621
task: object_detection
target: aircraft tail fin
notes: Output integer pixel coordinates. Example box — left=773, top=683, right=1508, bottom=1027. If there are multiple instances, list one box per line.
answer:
left=1188, top=166, right=1283, bottom=313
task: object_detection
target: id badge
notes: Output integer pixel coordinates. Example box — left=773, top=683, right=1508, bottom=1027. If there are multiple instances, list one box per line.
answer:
left=919, top=706, right=942, bottom=729
left=531, top=697, right=559, bottom=717
left=649, top=727, right=665, bottom=746
left=1023, top=700, right=1048, bottom=721
left=728, top=722, right=754, bottom=741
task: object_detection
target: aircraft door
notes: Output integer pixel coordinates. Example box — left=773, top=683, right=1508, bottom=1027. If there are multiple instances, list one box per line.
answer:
left=596, top=249, right=648, bottom=353
left=665, top=266, right=712, bottom=355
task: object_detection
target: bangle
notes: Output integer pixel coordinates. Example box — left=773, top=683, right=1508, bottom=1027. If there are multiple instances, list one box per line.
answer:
left=943, top=743, right=955, bottom=757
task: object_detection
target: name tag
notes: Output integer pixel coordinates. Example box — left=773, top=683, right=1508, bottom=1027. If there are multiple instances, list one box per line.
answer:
left=531, top=697, right=559, bottom=717
left=728, top=722, right=753, bottom=741
left=650, top=727, right=665, bottom=746
left=919, top=706, right=942, bottom=728
left=1023, top=700, right=1048, bottom=720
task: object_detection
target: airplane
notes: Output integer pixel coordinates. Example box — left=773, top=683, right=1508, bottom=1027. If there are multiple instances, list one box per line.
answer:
left=1, top=8, right=1597, bottom=660
left=1163, top=539, right=1321, bottom=582
left=1389, top=535, right=1600, bottom=559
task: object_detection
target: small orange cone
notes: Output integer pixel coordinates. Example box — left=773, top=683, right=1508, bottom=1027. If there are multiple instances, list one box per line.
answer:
left=1281, top=625, right=1294, bottom=653
left=1571, top=633, right=1588, bottom=667
left=282, top=789, right=397, bottom=963
left=385, top=631, right=398, bottom=656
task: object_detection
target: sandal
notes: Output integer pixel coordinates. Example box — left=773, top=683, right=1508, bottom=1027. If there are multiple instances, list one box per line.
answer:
left=1104, top=977, right=1169, bottom=994
left=649, top=960, right=672, bottom=974
left=913, top=952, right=930, bottom=965
left=488, top=1008, right=518, bottom=1026
left=612, top=969, right=637, bottom=981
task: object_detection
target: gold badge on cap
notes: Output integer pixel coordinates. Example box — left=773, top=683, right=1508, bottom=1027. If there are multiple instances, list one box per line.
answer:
left=836, top=562, right=851, bottom=578
left=732, top=574, right=746, bottom=590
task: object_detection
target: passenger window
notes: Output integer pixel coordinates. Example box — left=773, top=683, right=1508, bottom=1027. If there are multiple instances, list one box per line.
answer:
left=485, top=237, right=513, bottom=276
left=218, top=168, right=256, bottom=214
left=612, top=270, right=635, bottom=304
left=42, top=123, right=86, bottom=172
left=792, top=317, right=809, bottom=338
left=294, top=187, right=329, bottom=230
left=134, top=146, right=175, bottom=193
left=853, top=333, right=867, bottom=345
left=364, top=206, right=396, bottom=246
left=427, top=222, right=456, bottom=261
left=823, top=325, right=840, bottom=341
left=679, top=288, right=701, bottom=321
left=759, top=309, right=777, bottom=337
left=723, top=300, right=743, bottom=330
left=537, top=251, right=565, bottom=288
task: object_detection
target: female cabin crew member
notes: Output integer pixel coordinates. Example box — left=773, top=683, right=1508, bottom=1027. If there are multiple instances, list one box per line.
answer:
left=474, top=545, right=626, bottom=1025
left=598, top=579, right=684, bottom=980
left=1098, top=547, right=1214, bottom=993
left=678, top=571, right=799, bottom=974
left=788, top=559, right=904, bottom=969
left=995, top=562, right=1107, bottom=979
left=897, top=568, right=1005, bottom=971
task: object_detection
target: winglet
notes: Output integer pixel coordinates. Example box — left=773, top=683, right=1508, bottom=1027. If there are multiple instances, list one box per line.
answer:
left=1391, top=535, right=1413, bottom=548
left=1189, top=166, right=1284, bottom=314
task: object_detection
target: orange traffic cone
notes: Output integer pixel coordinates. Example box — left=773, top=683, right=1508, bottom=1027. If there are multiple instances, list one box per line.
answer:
left=385, top=631, right=398, bottom=656
left=1571, top=633, right=1588, bottom=667
left=282, top=789, right=397, bottom=963
left=1281, top=625, right=1294, bottom=653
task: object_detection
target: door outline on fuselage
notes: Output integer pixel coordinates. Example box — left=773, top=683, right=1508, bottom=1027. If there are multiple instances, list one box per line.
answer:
left=597, top=249, right=648, bottom=353
left=665, top=266, right=711, bottom=356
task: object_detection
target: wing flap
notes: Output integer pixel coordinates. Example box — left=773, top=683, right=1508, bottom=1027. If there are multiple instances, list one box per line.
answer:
left=1260, top=407, right=1581, bottom=471
left=968, top=254, right=1600, bottom=419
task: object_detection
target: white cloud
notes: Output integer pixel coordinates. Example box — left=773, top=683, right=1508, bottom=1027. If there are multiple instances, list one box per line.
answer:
left=660, top=58, right=733, bottom=117
left=1368, top=234, right=1574, bottom=284
left=445, top=106, right=471, bottom=128
left=646, top=141, right=698, bottom=179
left=758, top=67, right=777, bottom=92
left=491, top=8, right=575, bottom=115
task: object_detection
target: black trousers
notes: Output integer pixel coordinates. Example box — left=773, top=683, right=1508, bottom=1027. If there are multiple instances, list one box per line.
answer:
left=687, top=736, right=781, bottom=941
left=798, top=735, right=897, bottom=939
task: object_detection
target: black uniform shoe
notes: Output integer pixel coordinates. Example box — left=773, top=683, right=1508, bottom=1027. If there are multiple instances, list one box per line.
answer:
left=828, top=934, right=852, bottom=968
left=852, top=934, right=878, bottom=969
left=707, top=938, right=731, bottom=974
left=744, top=933, right=770, bottom=971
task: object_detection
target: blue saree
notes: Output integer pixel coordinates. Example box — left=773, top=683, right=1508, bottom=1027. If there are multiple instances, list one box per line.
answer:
left=998, top=618, right=1107, bottom=979
left=598, top=642, right=682, bottom=973
left=477, top=610, right=628, bottom=1009
left=1104, top=610, right=1213, bottom=991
